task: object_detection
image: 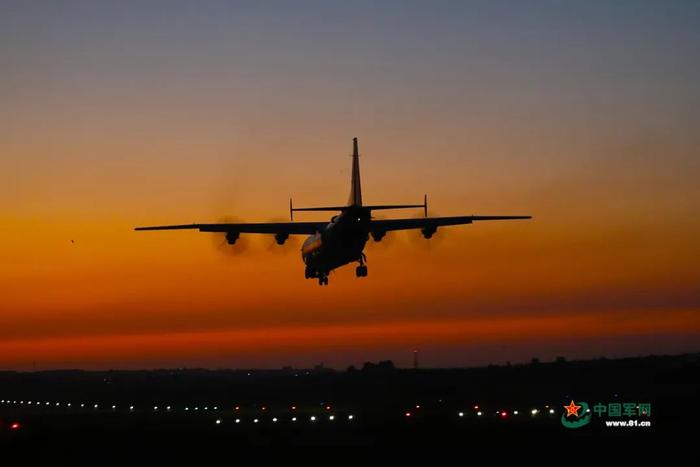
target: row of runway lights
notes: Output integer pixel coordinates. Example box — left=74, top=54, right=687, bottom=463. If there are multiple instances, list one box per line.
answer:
left=1, top=399, right=207, bottom=412
left=0, top=399, right=337, bottom=415
left=403, top=404, right=561, bottom=419
left=1, top=399, right=355, bottom=425
left=2, top=399, right=563, bottom=420
left=215, top=414, right=355, bottom=425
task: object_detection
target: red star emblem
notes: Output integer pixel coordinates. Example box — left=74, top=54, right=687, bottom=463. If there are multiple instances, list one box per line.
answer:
left=564, top=400, right=581, bottom=417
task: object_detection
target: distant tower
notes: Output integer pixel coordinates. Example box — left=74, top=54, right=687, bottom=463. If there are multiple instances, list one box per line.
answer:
left=413, top=350, right=419, bottom=370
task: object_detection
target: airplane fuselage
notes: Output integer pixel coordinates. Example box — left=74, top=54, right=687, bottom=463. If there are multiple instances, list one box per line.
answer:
left=301, top=206, right=371, bottom=278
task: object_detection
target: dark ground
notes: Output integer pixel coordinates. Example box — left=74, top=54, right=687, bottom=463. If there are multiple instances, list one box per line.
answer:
left=1, top=353, right=697, bottom=460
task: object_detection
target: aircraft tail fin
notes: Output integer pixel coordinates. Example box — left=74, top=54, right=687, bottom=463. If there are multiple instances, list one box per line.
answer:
left=348, top=137, right=362, bottom=206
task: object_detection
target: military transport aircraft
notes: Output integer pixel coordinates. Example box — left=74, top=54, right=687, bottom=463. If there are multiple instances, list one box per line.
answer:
left=136, top=138, right=531, bottom=285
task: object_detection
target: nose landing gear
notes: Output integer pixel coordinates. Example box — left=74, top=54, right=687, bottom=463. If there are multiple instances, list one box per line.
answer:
left=306, top=266, right=329, bottom=285
left=355, top=253, right=368, bottom=278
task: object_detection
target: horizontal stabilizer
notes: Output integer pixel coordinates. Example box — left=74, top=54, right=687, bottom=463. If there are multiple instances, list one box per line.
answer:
left=363, top=204, right=424, bottom=210
left=291, top=206, right=350, bottom=212
left=365, top=194, right=428, bottom=215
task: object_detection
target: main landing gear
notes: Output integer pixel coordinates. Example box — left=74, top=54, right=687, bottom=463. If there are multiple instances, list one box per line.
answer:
left=318, top=275, right=329, bottom=286
left=355, top=253, right=368, bottom=278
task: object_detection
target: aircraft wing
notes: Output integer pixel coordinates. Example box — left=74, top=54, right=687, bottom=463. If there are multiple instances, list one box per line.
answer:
left=370, top=215, right=531, bottom=232
left=135, top=221, right=326, bottom=235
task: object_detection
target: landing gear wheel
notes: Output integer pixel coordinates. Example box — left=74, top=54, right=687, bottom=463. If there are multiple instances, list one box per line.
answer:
left=356, top=253, right=368, bottom=277
left=355, top=265, right=368, bottom=277
left=318, top=275, right=329, bottom=286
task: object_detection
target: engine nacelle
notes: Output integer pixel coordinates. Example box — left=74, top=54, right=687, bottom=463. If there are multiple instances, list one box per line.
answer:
left=225, top=231, right=240, bottom=245
left=274, top=233, right=289, bottom=245
left=371, top=230, right=386, bottom=242
left=421, top=226, right=437, bottom=239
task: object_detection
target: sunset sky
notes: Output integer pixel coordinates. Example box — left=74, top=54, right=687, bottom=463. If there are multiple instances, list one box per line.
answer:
left=1, top=1, right=699, bottom=369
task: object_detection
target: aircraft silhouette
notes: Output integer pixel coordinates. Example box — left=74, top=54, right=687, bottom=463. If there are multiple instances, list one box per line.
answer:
left=136, top=138, right=531, bottom=285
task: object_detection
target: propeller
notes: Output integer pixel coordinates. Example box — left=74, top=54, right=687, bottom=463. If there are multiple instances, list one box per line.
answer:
left=209, top=216, right=250, bottom=256
left=265, top=216, right=301, bottom=255
left=403, top=209, right=446, bottom=250
left=366, top=212, right=394, bottom=251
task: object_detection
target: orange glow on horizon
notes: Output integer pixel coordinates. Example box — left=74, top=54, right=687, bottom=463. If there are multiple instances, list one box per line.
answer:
left=0, top=308, right=697, bottom=370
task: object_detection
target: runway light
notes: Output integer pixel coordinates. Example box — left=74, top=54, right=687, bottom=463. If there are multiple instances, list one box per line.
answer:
left=253, top=418, right=259, bottom=423
left=129, top=406, right=134, bottom=411
left=234, top=406, right=240, bottom=411
left=473, top=405, right=479, bottom=410
left=185, top=407, right=189, bottom=411
left=531, top=409, right=538, bottom=415
left=272, top=417, right=278, bottom=422
left=235, top=418, right=240, bottom=423
left=405, top=412, right=412, bottom=417
left=549, top=409, right=555, bottom=414
left=291, top=406, right=296, bottom=410
left=501, top=411, right=508, bottom=418
left=458, top=412, right=464, bottom=417
left=329, top=415, right=335, bottom=420
left=10, top=422, right=20, bottom=430
left=292, top=417, right=297, bottom=422
left=325, top=405, right=331, bottom=411
left=348, top=415, right=354, bottom=420
left=94, top=404, right=98, bottom=408
left=415, top=405, right=421, bottom=409
left=477, top=411, right=483, bottom=416
left=67, top=403, right=71, bottom=407
left=310, top=416, right=316, bottom=422
left=215, top=419, right=221, bottom=425
left=80, top=404, right=85, bottom=408
left=213, top=406, right=218, bottom=410
left=514, top=411, right=519, bottom=415
left=204, top=407, right=208, bottom=410
left=112, top=405, right=116, bottom=409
